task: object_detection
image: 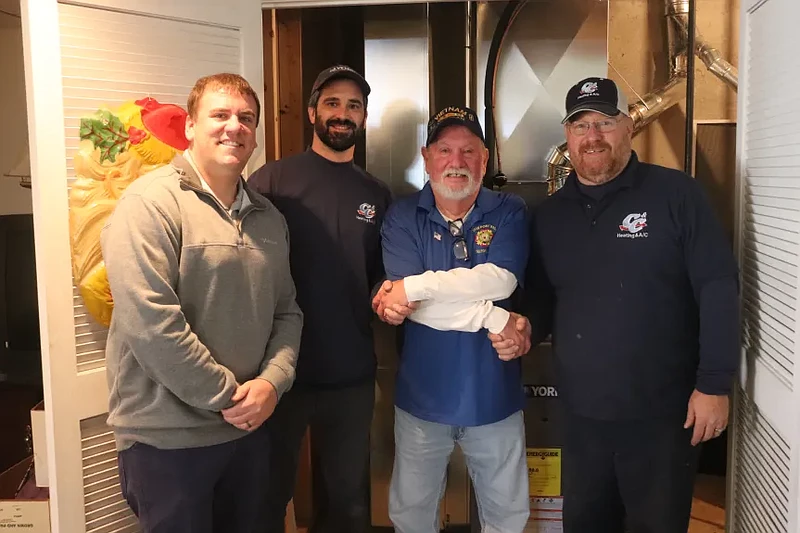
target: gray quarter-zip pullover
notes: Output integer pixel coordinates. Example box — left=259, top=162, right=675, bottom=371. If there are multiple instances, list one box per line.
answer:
left=101, top=154, right=303, bottom=450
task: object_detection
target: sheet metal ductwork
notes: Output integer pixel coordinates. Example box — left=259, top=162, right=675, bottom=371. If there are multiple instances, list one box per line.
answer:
left=667, top=0, right=739, bottom=91
left=544, top=0, right=738, bottom=195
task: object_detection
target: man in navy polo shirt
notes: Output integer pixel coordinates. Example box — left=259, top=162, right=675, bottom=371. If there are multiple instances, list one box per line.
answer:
left=497, top=77, right=740, bottom=533
left=372, top=106, right=531, bottom=533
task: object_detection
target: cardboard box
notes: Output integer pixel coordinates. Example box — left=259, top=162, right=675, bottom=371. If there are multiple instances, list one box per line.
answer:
left=30, top=402, right=47, bottom=488
left=0, top=457, right=51, bottom=532
left=526, top=448, right=561, bottom=497
left=525, top=447, right=563, bottom=533
left=524, top=497, right=563, bottom=533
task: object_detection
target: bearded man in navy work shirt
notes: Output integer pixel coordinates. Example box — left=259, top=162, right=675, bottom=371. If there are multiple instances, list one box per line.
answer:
left=372, top=106, right=532, bottom=533
left=248, top=65, right=392, bottom=533
left=494, top=77, right=740, bottom=533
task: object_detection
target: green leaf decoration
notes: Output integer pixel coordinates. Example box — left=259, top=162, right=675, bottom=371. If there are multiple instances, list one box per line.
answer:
left=79, top=108, right=130, bottom=163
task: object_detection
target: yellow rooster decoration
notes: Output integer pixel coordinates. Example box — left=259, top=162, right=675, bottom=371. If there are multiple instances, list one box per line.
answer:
left=69, top=97, right=189, bottom=327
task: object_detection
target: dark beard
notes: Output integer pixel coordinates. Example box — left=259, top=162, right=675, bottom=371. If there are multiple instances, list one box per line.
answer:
left=315, top=118, right=360, bottom=152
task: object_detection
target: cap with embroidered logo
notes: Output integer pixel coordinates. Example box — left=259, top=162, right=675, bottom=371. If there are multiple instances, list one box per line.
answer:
left=426, top=106, right=485, bottom=146
left=311, top=65, right=371, bottom=98
left=562, top=77, right=629, bottom=124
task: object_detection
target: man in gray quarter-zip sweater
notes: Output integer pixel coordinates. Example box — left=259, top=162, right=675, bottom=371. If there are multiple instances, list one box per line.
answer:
left=100, top=73, right=303, bottom=533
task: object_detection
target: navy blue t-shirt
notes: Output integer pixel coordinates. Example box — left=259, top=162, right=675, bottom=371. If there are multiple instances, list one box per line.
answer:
left=248, top=149, right=392, bottom=388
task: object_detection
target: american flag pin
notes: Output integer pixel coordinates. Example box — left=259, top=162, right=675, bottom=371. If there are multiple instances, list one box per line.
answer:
left=434, top=232, right=441, bottom=241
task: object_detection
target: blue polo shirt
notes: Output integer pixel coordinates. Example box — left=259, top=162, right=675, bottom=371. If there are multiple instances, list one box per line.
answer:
left=381, top=182, right=529, bottom=427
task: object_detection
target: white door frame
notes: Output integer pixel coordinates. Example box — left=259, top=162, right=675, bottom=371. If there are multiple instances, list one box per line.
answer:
left=20, top=1, right=264, bottom=531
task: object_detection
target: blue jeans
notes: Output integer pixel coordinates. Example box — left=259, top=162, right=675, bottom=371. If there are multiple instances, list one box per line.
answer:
left=389, top=407, right=529, bottom=533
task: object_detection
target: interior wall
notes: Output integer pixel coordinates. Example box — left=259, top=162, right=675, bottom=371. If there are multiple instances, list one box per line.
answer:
left=608, top=0, right=740, bottom=170
left=0, top=10, right=32, bottom=215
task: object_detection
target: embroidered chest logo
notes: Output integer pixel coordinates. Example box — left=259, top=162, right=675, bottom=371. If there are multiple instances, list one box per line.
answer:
left=356, top=203, right=376, bottom=224
left=472, top=224, right=496, bottom=253
left=617, top=212, right=648, bottom=239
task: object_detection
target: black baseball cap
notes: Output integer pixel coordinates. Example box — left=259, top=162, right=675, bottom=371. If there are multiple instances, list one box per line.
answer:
left=311, top=65, right=371, bottom=99
left=562, top=77, right=629, bottom=123
left=426, top=106, right=485, bottom=146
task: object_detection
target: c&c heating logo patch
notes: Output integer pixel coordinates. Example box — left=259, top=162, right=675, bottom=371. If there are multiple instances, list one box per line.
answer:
left=356, top=203, right=376, bottom=224
left=617, top=212, right=648, bottom=239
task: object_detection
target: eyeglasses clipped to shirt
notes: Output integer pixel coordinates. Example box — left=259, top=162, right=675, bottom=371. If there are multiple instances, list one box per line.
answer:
left=448, top=219, right=469, bottom=261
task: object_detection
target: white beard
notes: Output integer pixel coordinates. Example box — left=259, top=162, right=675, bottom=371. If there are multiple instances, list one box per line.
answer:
left=430, top=167, right=480, bottom=200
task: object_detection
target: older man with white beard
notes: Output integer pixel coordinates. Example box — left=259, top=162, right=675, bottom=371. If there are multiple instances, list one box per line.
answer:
left=372, top=106, right=532, bottom=533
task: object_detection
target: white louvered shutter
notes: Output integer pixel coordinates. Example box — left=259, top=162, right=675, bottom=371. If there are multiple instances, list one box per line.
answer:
left=20, top=1, right=264, bottom=531
left=731, top=0, right=800, bottom=531
left=59, top=5, right=246, bottom=372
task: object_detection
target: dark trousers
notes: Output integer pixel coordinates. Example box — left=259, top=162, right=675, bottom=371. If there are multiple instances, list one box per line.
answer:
left=563, top=414, right=701, bottom=533
left=263, top=381, right=375, bottom=533
left=117, top=424, right=270, bottom=533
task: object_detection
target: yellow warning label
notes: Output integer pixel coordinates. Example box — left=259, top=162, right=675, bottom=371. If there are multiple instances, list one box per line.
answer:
left=526, top=448, right=561, bottom=497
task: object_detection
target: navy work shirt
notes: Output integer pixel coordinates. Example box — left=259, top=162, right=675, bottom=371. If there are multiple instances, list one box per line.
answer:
left=527, top=152, right=740, bottom=421
left=382, top=182, right=529, bottom=426
left=248, top=149, right=392, bottom=388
